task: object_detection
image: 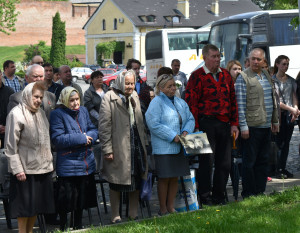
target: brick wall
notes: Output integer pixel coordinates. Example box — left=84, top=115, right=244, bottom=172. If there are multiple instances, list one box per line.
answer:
left=0, top=0, right=98, bottom=46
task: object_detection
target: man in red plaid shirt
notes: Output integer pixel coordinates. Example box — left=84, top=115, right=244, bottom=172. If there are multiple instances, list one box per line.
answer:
left=185, top=44, right=239, bottom=205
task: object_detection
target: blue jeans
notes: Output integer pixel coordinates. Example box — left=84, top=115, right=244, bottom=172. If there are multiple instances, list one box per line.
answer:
left=241, top=127, right=271, bottom=198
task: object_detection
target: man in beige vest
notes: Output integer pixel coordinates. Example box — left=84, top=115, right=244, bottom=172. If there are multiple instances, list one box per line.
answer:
left=235, top=48, right=279, bottom=198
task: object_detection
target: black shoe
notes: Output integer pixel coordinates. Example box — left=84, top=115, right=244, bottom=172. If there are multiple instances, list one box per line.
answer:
left=157, top=210, right=169, bottom=216
left=281, top=169, right=293, bottom=178
left=275, top=171, right=287, bottom=179
left=200, top=196, right=214, bottom=206
left=212, top=197, right=227, bottom=205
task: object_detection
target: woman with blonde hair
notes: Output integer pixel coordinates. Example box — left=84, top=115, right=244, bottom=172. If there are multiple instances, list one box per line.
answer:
left=146, top=74, right=195, bottom=215
left=99, top=70, right=148, bottom=223
left=5, top=81, right=54, bottom=233
left=226, top=60, right=242, bottom=82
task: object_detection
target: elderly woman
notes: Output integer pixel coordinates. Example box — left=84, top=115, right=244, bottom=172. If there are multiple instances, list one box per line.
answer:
left=84, top=70, right=108, bottom=127
left=50, top=87, right=98, bottom=231
left=145, top=74, right=195, bottom=215
left=5, top=81, right=54, bottom=233
left=99, top=70, right=148, bottom=223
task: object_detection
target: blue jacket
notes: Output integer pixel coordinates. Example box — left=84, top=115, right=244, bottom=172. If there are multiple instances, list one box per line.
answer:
left=50, top=106, right=98, bottom=177
left=145, top=93, right=195, bottom=155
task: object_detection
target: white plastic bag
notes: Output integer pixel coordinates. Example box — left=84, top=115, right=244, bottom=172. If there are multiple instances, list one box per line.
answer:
left=175, top=169, right=199, bottom=212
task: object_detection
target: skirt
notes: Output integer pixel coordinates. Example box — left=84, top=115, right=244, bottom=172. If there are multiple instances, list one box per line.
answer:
left=154, top=151, right=190, bottom=178
left=9, top=172, right=55, bottom=218
left=56, top=173, right=97, bottom=213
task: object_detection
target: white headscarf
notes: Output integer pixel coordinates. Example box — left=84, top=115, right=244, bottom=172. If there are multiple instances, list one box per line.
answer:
left=21, top=82, right=51, bottom=158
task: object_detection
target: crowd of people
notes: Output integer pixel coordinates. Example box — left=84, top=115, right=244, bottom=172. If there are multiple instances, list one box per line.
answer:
left=0, top=47, right=299, bottom=232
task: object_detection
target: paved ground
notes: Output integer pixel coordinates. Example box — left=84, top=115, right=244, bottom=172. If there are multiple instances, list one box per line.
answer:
left=1, top=81, right=300, bottom=232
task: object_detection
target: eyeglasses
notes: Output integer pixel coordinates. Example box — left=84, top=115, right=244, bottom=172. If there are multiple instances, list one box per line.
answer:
left=35, top=62, right=44, bottom=65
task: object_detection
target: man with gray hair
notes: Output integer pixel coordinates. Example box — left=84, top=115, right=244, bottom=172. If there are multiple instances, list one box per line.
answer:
left=7, top=64, right=56, bottom=120
left=57, top=65, right=83, bottom=105
left=235, top=48, right=279, bottom=198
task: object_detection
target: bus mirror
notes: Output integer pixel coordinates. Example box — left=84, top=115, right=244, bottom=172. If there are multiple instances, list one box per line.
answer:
left=236, top=34, right=252, bottom=51
left=196, top=40, right=208, bottom=56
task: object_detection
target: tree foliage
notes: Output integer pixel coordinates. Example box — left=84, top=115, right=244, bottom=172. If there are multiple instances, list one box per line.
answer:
left=251, top=0, right=275, bottom=10
left=50, top=12, right=67, bottom=68
left=0, top=0, right=20, bottom=34
left=273, top=0, right=298, bottom=9
left=96, top=41, right=125, bottom=66
left=23, top=41, right=50, bottom=63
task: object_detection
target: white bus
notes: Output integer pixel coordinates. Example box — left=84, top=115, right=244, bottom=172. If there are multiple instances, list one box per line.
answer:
left=145, top=26, right=210, bottom=86
left=194, top=10, right=300, bottom=78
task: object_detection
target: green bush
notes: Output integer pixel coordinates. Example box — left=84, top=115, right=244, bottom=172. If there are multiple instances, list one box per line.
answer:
left=23, top=41, right=50, bottom=63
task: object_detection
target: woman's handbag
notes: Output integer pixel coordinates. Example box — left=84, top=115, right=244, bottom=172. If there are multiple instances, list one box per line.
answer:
left=140, top=172, right=152, bottom=201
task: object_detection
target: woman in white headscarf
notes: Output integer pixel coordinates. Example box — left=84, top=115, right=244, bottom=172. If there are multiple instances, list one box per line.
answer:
left=99, top=70, right=148, bottom=223
left=5, top=81, right=54, bottom=233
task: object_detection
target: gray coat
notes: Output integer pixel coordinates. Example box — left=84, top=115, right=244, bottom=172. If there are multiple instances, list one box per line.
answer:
left=98, top=90, right=148, bottom=185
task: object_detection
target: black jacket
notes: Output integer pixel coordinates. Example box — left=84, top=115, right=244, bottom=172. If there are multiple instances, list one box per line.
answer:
left=0, top=82, right=14, bottom=147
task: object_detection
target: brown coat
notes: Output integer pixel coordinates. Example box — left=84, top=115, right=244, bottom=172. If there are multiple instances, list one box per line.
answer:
left=98, top=90, right=147, bottom=185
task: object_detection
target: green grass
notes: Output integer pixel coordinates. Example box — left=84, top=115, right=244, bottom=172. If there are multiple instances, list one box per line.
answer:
left=83, top=186, right=300, bottom=233
left=0, top=45, right=85, bottom=66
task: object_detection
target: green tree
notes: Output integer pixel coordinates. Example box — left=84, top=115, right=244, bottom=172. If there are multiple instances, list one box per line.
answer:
left=273, top=0, right=297, bottom=9
left=0, top=0, right=20, bottom=34
left=272, top=0, right=299, bottom=26
left=24, top=41, right=51, bottom=63
left=50, top=12, right=67, bottom=68
left=251, top=0, right=275, bottom=10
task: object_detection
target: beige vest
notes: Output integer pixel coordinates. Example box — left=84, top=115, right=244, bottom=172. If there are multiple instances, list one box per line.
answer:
left=240, top=68, right=278, bottom=127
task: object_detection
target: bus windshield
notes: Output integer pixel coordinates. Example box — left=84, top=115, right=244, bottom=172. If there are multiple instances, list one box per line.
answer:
left=210, top=23, right=249, bottom=67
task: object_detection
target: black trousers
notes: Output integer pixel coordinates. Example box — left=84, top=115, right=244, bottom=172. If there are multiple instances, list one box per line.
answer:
left=197, top=118, right=231, bottom=201
left=241, top=127, right=271, bottom=198
left=276, top=112, right=294, bottom=170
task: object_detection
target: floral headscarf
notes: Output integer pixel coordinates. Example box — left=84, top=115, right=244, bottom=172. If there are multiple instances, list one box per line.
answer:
left=57, top=86, right=79, bottom=109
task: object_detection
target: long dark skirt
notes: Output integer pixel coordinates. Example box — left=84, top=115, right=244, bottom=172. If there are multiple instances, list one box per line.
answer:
left=9, top=172, right=55, bottom=218
left=56, top=173, right=97, bottom=213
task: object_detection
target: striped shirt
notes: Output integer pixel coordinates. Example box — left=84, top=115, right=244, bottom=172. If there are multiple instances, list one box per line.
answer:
left=4, top=75, right=22, bottom=93
left=235, top=72, right=273, bottom=131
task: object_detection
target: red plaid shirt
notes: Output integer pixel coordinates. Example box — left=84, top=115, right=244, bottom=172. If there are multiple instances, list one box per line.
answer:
left=185, top=67, right=239, bottom=129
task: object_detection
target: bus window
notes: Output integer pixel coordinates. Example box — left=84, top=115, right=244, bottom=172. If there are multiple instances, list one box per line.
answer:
left=167, top=33, right=197, bottom=50
left=271, top=16, right=300, bottom=46
left=145, top=31, right=162, bottom=60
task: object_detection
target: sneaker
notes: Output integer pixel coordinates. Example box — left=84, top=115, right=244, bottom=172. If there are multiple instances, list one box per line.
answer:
left=267, top=177, right=272, bottom=182
left=281, top=169, right=293, bottom=178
